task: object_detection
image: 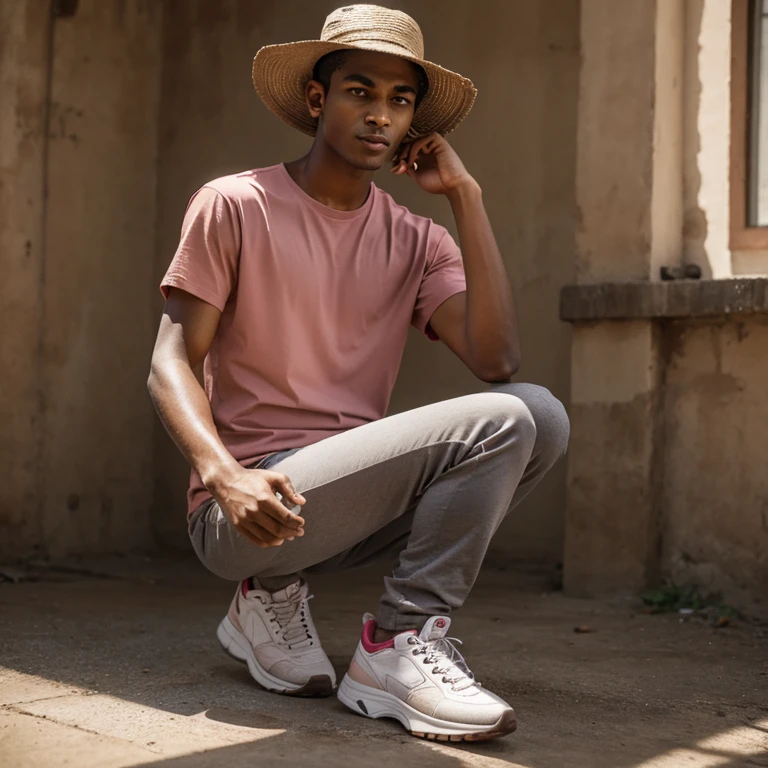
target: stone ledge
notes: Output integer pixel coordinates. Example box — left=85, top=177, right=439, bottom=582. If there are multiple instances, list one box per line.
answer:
left=560, top=278, right=768, bottom=322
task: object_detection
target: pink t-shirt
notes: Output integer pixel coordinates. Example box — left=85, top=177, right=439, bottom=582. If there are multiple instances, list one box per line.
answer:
left=160, top=163, right=467, bottom=515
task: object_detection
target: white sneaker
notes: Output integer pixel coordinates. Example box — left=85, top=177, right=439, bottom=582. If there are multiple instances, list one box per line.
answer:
left=217, top=578, right=336, bottom=696
left=338, top=614, right=516, bottom=741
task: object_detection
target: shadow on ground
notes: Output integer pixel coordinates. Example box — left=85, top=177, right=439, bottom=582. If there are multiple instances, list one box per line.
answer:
left=1, top=554, right=766, bottom=767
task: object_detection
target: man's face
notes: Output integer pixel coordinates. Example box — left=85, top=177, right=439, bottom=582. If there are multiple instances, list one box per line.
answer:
left=307, top=50, right=420, bottom=172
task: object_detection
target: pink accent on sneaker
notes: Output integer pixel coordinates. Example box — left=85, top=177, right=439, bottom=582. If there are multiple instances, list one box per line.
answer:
left=360, top=618, right=417, bottom=653
left=241, top=579, right=249, bottom=598
left=361, top=619, right=395, bottom=652
left=347, top=658, right=384, bottom=690
left=228, top=592, right=243, bottom=632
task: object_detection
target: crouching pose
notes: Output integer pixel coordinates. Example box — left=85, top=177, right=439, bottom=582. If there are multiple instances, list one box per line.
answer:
left=148, top=3, right=570, bottom=743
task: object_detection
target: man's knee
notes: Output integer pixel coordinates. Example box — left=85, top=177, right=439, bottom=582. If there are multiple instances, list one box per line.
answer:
left=487, top=382, right=570, bottom=463
left=189, top=502, right=275, bottom=582
left=469, top=391, right=538, bottom=445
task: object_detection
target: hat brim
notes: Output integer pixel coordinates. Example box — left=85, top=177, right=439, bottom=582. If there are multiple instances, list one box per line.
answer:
left=252, top=39, right=477, bottom=140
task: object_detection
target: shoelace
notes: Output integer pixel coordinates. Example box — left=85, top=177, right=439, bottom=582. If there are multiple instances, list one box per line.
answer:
left=407, top=634, right=477, bottom=691
left=261, top=591, right=315, bottom=651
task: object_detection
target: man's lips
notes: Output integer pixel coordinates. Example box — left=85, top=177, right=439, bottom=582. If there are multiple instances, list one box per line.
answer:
left=358, top=134, right=390, bottom=151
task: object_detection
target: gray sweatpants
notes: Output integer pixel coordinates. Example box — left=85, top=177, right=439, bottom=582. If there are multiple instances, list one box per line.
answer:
left=189, top=382, right=570, bottom=631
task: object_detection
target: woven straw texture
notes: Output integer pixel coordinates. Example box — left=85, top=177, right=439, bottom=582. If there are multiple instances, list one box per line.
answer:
left=252, top=4, right=477, bottom=139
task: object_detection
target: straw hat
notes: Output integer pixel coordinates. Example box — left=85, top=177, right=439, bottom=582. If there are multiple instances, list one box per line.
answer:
left=252, top=4, right=477, bottom=140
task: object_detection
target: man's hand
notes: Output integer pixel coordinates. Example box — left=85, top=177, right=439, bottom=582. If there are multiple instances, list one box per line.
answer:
left=211, top=466, right=307, bottom=548
left=390, top=133, right=476, bottom=196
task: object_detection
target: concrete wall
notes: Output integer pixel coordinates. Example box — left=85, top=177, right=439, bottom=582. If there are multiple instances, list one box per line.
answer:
left=565, top=0, right=670, bottom=595
left=564, top=0, right=768, bottom=613
left=1, top=0, right=162, bottom=558
left=565, top=321, right=662, bottom=594
left=683, top=0, right=732, bottom=279
left=3, top=0, right=765, bottom=615
left=683, top=0, right=768, bottom=278
left=662, top=317, right=768, bottom=616
left=1, top=0, right=51, bottom=557
left=665, top=2, right=768, bottom=615
left=1, top=0, right=578, bottom=563
left=575, top=0, right=656, bottom=283
left=152, top=0, right=580, bottom=562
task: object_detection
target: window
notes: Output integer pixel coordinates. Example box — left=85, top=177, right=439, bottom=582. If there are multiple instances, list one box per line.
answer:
left=730, top=0, right=768, bottom=247
left=749, top=0, right=768, bottom=224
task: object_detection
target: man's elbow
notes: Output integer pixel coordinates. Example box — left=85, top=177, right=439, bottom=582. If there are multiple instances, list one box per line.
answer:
left=474, top=354, right=521, bottom=383
left=147, top=367, right=158, bottom=399
left=147, top=356, right=166, bottom=396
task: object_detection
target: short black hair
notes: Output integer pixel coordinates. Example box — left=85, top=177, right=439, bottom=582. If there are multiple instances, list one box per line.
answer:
left=311, top=50, right=429, bottom=110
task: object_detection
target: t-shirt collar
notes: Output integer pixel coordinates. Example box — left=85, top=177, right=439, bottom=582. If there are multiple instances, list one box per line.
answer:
left=278, top=163, right=376, bottom=220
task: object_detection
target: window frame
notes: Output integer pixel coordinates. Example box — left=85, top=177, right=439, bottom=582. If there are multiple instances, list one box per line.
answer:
left=730, top=0, right=768, bottom=248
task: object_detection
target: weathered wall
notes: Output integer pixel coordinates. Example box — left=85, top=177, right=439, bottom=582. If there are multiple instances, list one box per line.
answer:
left=651, top=0, right=684, bottom=279
left=41, top=0, right=162, bottom=554
left=683, top=0, right=732, bottom=279
left=565, top=321, right=662, bottom=594
left=575, top=0, right=656, bottom=283
left=0, top=1, right=51, bottom=556
left=3, top=0, right=764, bottom=614
left=152, top=0, right=579, bottom=563
left=662, top=317, right=768, bottom=616
left=565, top=0, right=670, bottom=595
left=683, top=0, right=768, bottom=278
left=564, top=0, right=768, bottom=612
left=1, top=0, right=162, bottom=558
left=1, top=0, right=576, bottom=562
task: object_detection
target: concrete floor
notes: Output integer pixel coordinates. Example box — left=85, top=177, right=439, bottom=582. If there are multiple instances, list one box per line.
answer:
left=0, top=555, right=766, bottom=768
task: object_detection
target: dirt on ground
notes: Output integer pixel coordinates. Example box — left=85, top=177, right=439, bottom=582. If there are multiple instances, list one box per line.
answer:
left=0, top=555, right=766, bottom=768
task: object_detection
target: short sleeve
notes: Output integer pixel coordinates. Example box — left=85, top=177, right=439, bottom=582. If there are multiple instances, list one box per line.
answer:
left=411, top=227, right=467, bottom=341
left=160, top=186, right=241, bottom=312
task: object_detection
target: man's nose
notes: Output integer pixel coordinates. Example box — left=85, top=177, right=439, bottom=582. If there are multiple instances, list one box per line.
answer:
left=365, top=107, right=391, bottom=128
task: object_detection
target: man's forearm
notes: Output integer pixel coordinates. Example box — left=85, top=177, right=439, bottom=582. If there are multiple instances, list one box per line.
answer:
left=447, top=181, right=520, bottom=378
left=148, top=360, right=241, bottom=494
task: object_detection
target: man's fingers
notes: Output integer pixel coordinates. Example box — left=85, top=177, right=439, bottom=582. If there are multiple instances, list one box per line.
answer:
left=265, top=472, right=307, bottom=510
left=404, top=141, right=420, bottom=168
left=232, top=472, right=306, bottom=532
left=392, top=160, right=408, bottom=175
left=394, top=141, right=417, bottom=170
left=249, top=510, right=302, bottom=541
left=264, top=471, right=305, bottom=503
left=255, top=491, right=306, bottom=529
left=405, top=136, right=434, bottom=168
left=274, top=475, right=306, bottom=505
left=239, top=519, right=285, bottom=548
left=394, top=132, right=438, bottom=171
left=235, top=521, right=273, bottom=548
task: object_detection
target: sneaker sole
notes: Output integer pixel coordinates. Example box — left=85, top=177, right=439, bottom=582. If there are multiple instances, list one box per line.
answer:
left=217, top=616, right=334, bottom=698
left=337, top=674, right=517, bottom=742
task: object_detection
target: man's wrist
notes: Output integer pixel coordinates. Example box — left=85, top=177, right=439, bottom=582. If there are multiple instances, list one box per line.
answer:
left=200, top=457, right=242, bottom=497
left=446, top=177, right=482, bottom=205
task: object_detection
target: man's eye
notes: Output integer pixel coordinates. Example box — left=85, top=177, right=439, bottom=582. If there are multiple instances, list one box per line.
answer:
left=350, top=88, right=367, bottom=96
left=393, top=97, right=412, bottom=105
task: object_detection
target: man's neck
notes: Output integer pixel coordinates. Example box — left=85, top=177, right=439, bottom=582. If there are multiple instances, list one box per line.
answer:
left=284, top=140, right=374, bottom=212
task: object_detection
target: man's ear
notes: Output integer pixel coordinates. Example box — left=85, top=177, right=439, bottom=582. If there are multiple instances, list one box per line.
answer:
left=305, top=80, right=325, bottom=120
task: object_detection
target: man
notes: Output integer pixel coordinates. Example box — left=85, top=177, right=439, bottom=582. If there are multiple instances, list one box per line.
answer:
left=148, top=4, right=569, bottom=743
